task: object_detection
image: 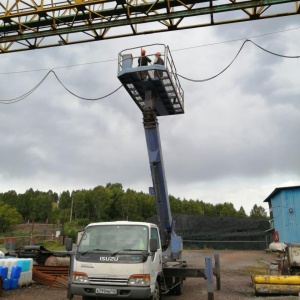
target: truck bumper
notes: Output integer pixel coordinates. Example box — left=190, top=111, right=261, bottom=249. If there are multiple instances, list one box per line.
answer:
left=70, top=284, right=151, bottom=299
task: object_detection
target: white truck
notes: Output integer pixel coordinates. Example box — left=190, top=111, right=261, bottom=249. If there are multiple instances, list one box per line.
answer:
left=66, top=44, right=220, bottom=299
left=67, top=221, right=164, bottom=299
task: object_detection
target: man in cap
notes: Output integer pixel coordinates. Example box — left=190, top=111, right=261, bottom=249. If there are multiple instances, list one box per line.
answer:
left=138, top=49, right=151, bottom=80
left=154, top=52, right=164, bottom=77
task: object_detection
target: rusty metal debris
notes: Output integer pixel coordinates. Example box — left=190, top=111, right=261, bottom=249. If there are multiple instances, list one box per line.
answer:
left=32, top=265, right=69, bottom=288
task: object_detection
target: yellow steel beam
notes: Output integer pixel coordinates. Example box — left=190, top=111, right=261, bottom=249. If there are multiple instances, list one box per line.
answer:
left=252, top=275, right=300, bottom=295
left=253, top=275, right=300, bottom=285
left=253, top=283, right=300, bottom=295
left=0, top=0, right=299, bottom=53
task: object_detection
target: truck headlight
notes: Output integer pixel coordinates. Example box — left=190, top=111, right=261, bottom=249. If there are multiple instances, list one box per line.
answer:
left=73, top=272, right=89, bottom=284
left=128, top=274, right=150, bottom=286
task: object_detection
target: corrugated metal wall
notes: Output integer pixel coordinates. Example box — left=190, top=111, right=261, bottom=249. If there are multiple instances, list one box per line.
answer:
left=272, top=188, right=300, bottom=243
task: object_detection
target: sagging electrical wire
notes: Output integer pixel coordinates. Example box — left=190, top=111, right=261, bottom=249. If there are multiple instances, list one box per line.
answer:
left=1, top=26, right=299, bottom=76
left=0, top=38, right=299, bottom=103
left=248, top=39, right=300, bottom=59
left=0, top=70, right=52, bottom=104
left=51, top=71, right=123, bottom=101
left=176, top=39, right=300, bottom=82
left=0, top=70, right=123, bottom=104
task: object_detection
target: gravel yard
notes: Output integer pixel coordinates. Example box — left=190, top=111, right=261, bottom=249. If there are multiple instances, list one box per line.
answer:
left=1, top=250, right=299, bottom=300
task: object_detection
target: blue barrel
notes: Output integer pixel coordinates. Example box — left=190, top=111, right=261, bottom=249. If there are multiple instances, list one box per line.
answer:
left=11, top=266, right=21, bottom=279
left=3, top=278, right=11, bottom=290
left=0, top=266, right=8, bottom=280
left=10, top=278, right=18, bottom=289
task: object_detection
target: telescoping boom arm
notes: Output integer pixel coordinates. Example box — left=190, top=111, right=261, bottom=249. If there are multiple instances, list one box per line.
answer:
left=118, top=44, right=184, bottom=259
left=143, top=107, right=173, bottom=250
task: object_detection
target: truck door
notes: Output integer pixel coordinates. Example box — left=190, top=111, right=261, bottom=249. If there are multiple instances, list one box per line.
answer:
left=150, top=227, right=163, bottom=280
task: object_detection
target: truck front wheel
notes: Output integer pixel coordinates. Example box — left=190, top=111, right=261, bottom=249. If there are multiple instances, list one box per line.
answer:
left=150, top=281, right=161, bottom=300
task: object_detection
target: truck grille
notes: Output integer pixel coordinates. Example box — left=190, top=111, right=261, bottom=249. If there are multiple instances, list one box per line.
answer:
left=89, top=277, right=128, bottom=286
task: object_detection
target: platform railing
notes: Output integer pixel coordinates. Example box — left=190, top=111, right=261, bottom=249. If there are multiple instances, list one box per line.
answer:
left=118, top=43, right=184, bottom=109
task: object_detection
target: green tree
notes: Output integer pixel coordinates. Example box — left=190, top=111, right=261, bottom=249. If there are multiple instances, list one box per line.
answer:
left=1, top=190, right=18, bottom=207
left=35, top=193, right=53, bottom=222
left=83, top=190, right=94, bottom=220
left=202, top=203, right=215, bottom=216
left=17, top=192, right=31, bottom=221
left=181, top=199, right=191, bottom=214
left=59, top=191, right=71, bottom=209
left=106, top=183, right=124, bottom=219
left=72, top=190, right=87, bottom=220
left=138, top=192, right=156, bottom=220
left=236, top=206, right=247, bottom=218
left=115, top=188, right=140, bottom=221
left=91, top=186, right=111, bottom=221
left=48, top=203, right=61, bottom=224
left=0, top=202, right=22, bottom=233
left=220, top=202, right=237, bottom=217
left=169, top=195, right=182, bottom=214
left=250, top=204, right=268, bottom=219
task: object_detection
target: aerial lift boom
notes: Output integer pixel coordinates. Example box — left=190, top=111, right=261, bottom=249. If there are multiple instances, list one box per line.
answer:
left=143, top=107, right=173, bottom=251
left=64, top=44, right=220, bottom=300
left=118, top=44, right=184, bottom=259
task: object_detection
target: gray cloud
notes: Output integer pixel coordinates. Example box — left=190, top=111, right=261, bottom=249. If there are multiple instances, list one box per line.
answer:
left=0, top=19, right=300, bottom=215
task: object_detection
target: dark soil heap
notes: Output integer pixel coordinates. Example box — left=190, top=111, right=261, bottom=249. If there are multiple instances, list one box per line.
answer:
left=148, top=214, right=270, bottom=239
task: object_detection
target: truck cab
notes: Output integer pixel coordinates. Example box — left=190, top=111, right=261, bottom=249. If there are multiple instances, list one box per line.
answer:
left=68, top=221, right=163, bottom=300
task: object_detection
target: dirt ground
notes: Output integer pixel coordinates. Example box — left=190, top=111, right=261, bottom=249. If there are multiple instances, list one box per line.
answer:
left=1, top=250, right=300, bottom=300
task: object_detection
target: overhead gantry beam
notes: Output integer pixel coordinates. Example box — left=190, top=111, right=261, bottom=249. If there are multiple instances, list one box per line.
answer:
left=0, top=0, right=299, bottom=53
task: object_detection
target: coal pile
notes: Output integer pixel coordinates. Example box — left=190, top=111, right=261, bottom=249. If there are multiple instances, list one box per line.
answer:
left=148, top=214, right=270, bottom=239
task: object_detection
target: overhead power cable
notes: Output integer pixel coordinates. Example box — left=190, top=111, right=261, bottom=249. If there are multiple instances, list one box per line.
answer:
left=0, top=70, right=52, bottom=104
left=1, top=26, right=299, bottom=75
left=0, top=38, right=299, bottom=103
left=172, top=25, right=300, bottom=53
left=176, top=39, right=299, bottom=82
left=248, top=39, right=300, bottom=58
left=0, top=59, right=118, bottom=75
left=51, top=70, right=123, bottom=101
left=0, top=70, right=123, bottom=104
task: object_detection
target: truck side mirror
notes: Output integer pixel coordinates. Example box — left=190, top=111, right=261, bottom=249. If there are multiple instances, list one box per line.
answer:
left=149, top=238, right=158, bottom=252
left=66, top=237, right=73, bottom=252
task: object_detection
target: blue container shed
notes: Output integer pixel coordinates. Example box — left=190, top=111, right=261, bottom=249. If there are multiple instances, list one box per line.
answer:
left=264, top=186, right=300, bottom=243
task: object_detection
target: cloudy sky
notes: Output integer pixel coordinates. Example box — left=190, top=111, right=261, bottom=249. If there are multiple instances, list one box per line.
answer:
left=0, top=13, right=299, bottom=215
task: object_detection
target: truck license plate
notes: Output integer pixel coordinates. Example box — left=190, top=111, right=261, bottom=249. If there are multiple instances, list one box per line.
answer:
left=96, top=288, right=117, bottom=295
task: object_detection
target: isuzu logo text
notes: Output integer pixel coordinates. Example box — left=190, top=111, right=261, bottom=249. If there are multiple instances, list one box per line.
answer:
left=99, top=257, right=119, bottom=262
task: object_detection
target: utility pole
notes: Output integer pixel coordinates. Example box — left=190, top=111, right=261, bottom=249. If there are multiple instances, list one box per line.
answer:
left=70, top=192, right=74, bottom=223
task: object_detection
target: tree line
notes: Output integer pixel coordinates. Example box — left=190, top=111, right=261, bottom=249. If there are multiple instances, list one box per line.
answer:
left=0, top=183, right=268, bottom=233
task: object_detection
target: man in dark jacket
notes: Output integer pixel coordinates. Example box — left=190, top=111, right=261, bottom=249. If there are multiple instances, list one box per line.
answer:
left=154, top=52, right=164, bottom=77
left=138, top=49, right=151, bottom=79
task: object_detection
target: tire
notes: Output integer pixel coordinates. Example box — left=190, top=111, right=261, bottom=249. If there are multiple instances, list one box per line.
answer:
left=150, top=281, right=161, bottom=300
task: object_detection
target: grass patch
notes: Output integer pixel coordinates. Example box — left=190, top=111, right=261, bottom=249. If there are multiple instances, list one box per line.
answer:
left=40, top=240, right=66, bottom=251
left=243, top=260, right=268, bottom=275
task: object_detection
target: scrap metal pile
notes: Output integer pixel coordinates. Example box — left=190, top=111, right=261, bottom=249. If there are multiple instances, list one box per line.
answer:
left=17, top=245, right=70, bottom=289
left=33, top=265, right=69, bottom=288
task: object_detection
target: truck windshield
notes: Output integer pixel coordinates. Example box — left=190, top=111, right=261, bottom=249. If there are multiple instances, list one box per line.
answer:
left=77, top=224, right=148, bottom=253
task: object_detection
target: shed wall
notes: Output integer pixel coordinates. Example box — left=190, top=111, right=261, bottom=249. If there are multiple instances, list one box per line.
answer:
left=271, top=188, right=300, bottom=243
